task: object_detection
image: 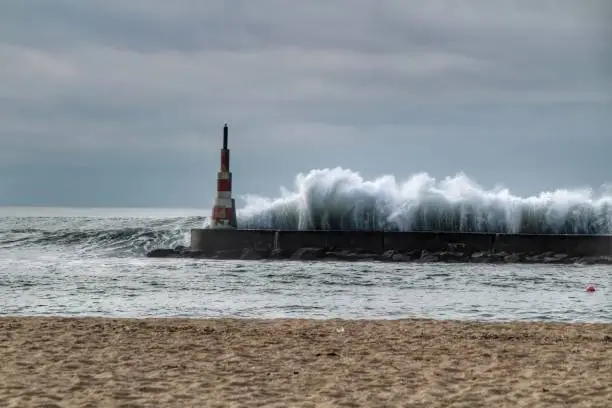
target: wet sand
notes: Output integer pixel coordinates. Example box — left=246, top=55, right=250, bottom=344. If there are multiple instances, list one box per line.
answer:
left=0, top=317, right=610, bottom=407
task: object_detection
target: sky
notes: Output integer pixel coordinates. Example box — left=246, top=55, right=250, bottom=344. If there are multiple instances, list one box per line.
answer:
left=0, top=0, right=611, bottom=208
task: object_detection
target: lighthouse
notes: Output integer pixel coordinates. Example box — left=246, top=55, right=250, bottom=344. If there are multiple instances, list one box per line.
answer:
left=210, top=123, right=237, bottom=229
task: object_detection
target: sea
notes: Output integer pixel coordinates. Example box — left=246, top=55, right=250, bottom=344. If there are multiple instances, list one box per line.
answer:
left=1, top=168, right=611, bottom=323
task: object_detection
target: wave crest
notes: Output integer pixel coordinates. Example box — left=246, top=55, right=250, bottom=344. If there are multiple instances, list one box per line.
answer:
left=238, top=168, right=612, bottom=234
left=0, top=216, right=203, bottom=256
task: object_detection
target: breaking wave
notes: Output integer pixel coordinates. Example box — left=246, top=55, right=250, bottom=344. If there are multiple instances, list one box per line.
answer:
left=238, top=168, right=612, bottom=234
left=0, top=216, right=203, bottom=256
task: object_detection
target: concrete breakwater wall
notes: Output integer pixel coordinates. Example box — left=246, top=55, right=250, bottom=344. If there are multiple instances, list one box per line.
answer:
left=185, top=229, right=612, bottom=262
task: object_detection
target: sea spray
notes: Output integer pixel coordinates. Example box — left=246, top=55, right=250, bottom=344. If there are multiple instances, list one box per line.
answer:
left=237, top=168, right=612, bottom=234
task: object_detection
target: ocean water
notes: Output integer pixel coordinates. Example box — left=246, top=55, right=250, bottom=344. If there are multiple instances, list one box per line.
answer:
left=1, top=206, right=609, bottom=323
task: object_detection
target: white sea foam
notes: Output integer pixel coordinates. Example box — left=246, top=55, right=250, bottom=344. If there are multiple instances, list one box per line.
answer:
left=237, top=168, right=612, bottom=234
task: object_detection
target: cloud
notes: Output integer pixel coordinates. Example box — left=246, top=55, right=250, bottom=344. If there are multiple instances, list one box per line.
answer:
left=0, top=1, right=610, bottom=205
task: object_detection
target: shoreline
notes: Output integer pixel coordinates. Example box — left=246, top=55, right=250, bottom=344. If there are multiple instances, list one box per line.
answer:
left=2, top=317, right=611, bottom=407
left=4, top=315, right=612, bottom=325
left=4, top=315, right=611, bottom=324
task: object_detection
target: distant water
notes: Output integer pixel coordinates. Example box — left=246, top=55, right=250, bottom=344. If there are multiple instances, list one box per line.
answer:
left=0, top=207, right=609, bottom=323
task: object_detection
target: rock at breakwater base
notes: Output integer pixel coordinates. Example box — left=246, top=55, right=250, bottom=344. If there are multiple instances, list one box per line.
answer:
left=145, top=246, right=612, bottom=265
left=146, top=246, right=205, bottom=258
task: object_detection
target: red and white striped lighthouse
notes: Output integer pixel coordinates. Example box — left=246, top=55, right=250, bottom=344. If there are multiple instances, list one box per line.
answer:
left=210, top=123, right=237, bottom=229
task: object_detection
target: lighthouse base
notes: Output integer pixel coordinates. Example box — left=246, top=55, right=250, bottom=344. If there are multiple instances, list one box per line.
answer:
left=210, top=198, right=237, bottom=229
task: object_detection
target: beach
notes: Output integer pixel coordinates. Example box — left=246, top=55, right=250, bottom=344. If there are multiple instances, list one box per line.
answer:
left=0, top=317, right=610, bottom=408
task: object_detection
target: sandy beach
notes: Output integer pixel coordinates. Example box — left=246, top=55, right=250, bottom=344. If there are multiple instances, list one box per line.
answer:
left=0, top=317, right=610, bottom=407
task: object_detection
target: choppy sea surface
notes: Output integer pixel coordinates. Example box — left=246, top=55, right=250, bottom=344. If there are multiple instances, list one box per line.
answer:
left=0, top=207, right=609, bottom=323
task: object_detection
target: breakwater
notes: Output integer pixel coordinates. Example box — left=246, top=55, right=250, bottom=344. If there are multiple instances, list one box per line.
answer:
left=145, top=228, right=612, bottom=264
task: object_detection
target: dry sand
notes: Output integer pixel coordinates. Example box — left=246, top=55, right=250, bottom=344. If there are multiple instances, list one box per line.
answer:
left=0, top=317, right=610, bottom=408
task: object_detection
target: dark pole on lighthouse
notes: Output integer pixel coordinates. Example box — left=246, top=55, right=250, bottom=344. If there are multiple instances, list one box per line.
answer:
left=223, top=123, right=228, bottom=150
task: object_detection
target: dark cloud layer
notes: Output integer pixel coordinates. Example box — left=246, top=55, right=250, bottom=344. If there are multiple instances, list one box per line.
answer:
left=0, top=1, right=611, bottom=206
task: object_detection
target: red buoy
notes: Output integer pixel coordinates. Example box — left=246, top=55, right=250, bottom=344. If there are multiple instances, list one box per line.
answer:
left=585, top=284, right=596, bottom=292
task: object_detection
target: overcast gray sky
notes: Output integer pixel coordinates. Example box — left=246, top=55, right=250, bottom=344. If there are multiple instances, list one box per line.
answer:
left=1, top=0, right=611, bottom=208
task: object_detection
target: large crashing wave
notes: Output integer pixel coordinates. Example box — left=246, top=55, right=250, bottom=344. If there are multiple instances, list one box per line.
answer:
left=237, top=168, right=612, bottom=234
